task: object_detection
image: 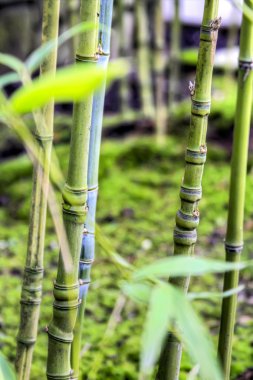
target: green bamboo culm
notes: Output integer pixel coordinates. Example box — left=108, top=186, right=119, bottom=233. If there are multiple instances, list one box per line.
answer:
left=70, top=0, right=114, bottom=378
left=46, top=1, right=100, bottom=379
left=152, top=0, right=167, bottom=143
left=168, top=0, right=181, bottom=117
left=135, top=0, right=155, bottom=119
left=68, top=0, right=80, bottom=58
left=218, top=1, right=253, bottom=378
left=156, top=1, right=221, bottom=379
left=15, top=1, right=60, bottom=379
left=117, top=0, right=131, bottom=113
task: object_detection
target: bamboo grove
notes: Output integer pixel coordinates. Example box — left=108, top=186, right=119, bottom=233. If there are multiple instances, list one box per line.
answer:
left=1, top=0, right=253, bottom=379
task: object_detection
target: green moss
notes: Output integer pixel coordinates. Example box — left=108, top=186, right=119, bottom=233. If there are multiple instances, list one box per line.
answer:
left=0, top=136, right=252, bottom=379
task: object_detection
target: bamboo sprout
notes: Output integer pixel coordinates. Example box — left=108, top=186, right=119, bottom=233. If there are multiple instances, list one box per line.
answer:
left=156, top=1, right=221, bottom=379
left=218, top=1, right=253, bottom=378
left=71, top=0, right=114, bottom=377
left=135, top=0, right=155, bottom=119
left=15, top=1, right=60, bottom=379
left=46, top=1, right=100, bottom=379
left=153, top=0, right=167, bottom=143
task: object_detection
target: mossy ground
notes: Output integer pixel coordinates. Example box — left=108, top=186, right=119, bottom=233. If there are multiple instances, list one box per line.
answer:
left=0, top=135, right=253, bottom=379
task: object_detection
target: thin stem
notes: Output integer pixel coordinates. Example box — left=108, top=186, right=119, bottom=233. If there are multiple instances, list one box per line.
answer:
left=156, top=1, right=220, bottom=379
left=218, top=1, right=253, bottom=378
left=15, top=1, right=60, bottom=379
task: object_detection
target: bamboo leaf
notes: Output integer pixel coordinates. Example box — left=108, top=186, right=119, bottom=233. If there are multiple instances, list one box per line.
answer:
left=0, top=354, right=16, bottom=380
left=10, top=60, right=128, bottom=114
left=0, top=53, right=24, bottom=74
left=140, top=284, right=175, bottom=375
left=173, top=285, right=223, bottom=380
left=26, top=21, right=95, bottom=72
left=188, top=285, right=244, bottom=300
left=133, top=256, right=246, bottom=281
left=121, top=282, right=151, bottom=304
left=96, top=224, right=134, bottom=272
left=0, top=73, right=20, bottom=89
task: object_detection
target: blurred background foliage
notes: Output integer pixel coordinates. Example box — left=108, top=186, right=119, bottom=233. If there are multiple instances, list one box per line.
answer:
left=0, top=0, right=253, bottom=379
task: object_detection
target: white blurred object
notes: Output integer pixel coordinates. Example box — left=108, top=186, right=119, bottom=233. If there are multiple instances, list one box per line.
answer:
left=163, top=0, right=242, bottom=27
left=215, top=46, right=239, bottom=69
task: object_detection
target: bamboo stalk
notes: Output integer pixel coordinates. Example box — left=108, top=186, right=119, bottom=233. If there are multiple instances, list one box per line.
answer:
left=156, top=2, right=221, bottom=379
left=135, top=0, right=155, bottom=119
left=70, top=0, right=114, bottom=378
left=153, top=0, right=167, bottom=143
left=15, top=1, right=60, bottom=379
left=117, top=0, right=128, bottom=113
left=68, top=0, right=80, bottom=58
left=218, top=2, right=253, bottom=378
left=46, top=1, right=100, bottom=379
left=168, top=0, right=181, bottom=119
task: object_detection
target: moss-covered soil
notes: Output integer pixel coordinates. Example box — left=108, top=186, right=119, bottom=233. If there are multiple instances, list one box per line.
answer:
left=0, top=136, right=253, bottom=379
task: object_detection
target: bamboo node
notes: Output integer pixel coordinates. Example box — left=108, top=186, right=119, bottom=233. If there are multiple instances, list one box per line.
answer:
left=193, top=209, right=200, bottom=217
left=199, top=145, right=207, bottom=154
left=210, top=17, right=222, bottom=31
left=239, top=59, right=253, bottom=81
left=225, top=243, right=244, bottom=254
left=188, top=81, right=195, bottom=96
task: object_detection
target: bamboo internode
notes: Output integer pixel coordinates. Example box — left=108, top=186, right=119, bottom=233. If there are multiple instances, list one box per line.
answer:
left=156, top=1, right=220, bottom=379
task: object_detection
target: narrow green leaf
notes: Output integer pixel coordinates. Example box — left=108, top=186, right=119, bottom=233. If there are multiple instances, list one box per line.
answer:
left=121, top=282, right=151, bottom=304
left=0, top=53, right=24, bottom=74
left=26, top=21, right=95, bottom=72
left=10, top=60, right=128, bottom=114
left=96, top=224, right=134, bottom=271
left=133, top=256, right=246, bottom=281
left=173, top=285, right=223, bottom=380
left=140, top=284, right=175, bottom=375
left=0, top=73, right=20, bottom=89
left=188, top=285, right=244, bottom=300
left=0, top=354, right=16, bottom=380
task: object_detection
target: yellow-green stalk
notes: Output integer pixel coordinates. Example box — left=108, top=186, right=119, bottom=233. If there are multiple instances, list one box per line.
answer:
left=218, top=1, right=253, bottom=378
left=117, top=0, right=132, bottom=113
left=156, top=1, right=221, bottom=379
left=168, top=0, right=181, bottom=116
left=15, top=1, right=60, bottom=379
left=135, top=0, right=154, bottom=119
left=46, top=1, right=100, bottom=379
left=153, top=0, right=167, bottom=143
